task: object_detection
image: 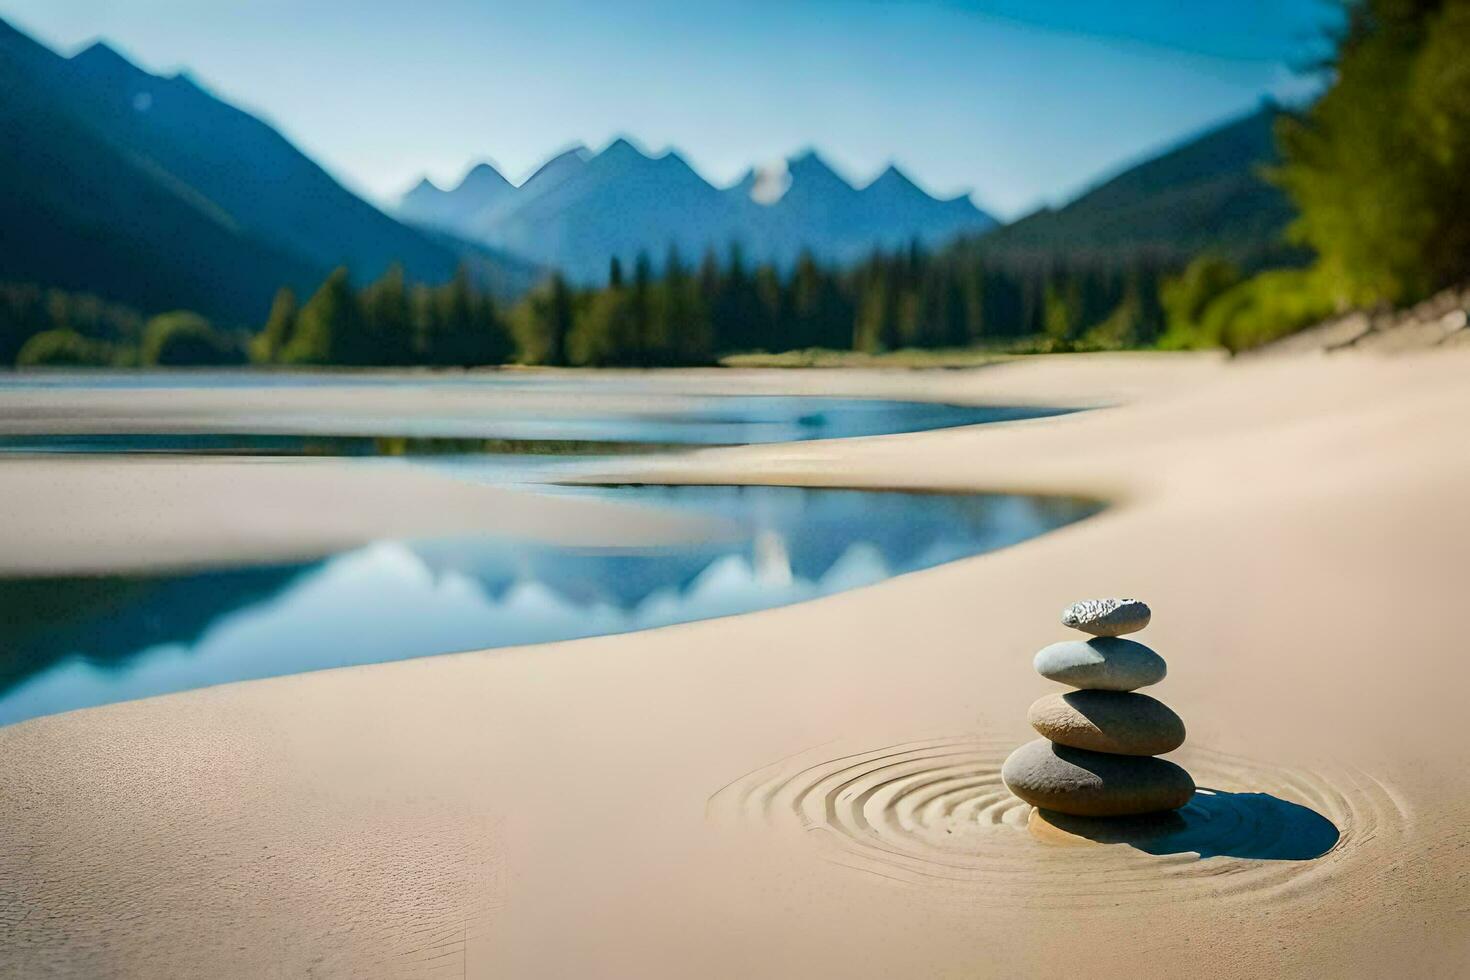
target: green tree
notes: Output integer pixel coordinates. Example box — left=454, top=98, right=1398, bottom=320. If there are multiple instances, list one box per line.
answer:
left=853, top=261, right=897, bottom=352
left=1274, top=0, right=1470, bottom=304
left=1158, top=255, right=1242, bottom=348
left=512, top=273, right=575, bottom=365
left=15, top=329, right=115, bottom=367
left=788, top=251, right=849, bottom=349
left=252, top=287, right=298, bottom=364
left=141, top=311, right=242, bottom=366
left=1197, top=268, right=1335, bottom=352
left=711, top=244, right=770, bottom=353
left=473, top=288, right=515, bottom=365
left=282, top=267, right=364, bottom=365
left=568, top=286, right=635, bottom=365
left=1042, top=276, right=1080, bottom=347
left=752, top=263, right=783, bottom=351
left=1083, top=287, right=1152, bottom=350
left=630, top=252, right=654, bottom=363
left=425, top=265, right=475, bottom=365
left=360, top=264, right=416, bottom=365
left=544, top=273, right=574, bottom=366
left=418, top=266, right=512, bottom=366
left=661, top=247, right=713, bottom=364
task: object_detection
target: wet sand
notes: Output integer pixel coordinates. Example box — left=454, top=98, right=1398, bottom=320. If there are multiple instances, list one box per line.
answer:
left=1, top=351, right=1466, bottom=977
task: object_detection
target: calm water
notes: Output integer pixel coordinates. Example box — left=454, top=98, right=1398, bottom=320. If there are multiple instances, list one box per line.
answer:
left=0, top=397, right=1069, bottom=450
left=0, top=385, right=1095, bottom=724
left=0, top=487, right=1099, bottom=724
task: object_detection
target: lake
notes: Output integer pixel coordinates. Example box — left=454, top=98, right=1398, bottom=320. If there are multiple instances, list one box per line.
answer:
left=0, top=383, right=1094, bottom=723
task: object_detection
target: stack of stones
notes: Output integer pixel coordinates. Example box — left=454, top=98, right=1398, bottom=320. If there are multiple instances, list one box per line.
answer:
left=1002, top=599, right=1195, bottom=817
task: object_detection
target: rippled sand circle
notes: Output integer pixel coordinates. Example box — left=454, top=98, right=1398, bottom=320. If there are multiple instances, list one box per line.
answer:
left=707, top=735, right=1406, bottom=908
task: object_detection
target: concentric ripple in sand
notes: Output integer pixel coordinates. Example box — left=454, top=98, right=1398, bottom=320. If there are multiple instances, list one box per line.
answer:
left=707, top=735, right=1406, bottom=908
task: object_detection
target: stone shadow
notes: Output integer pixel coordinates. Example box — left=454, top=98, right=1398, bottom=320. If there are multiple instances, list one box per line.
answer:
left=1036, top=788, right=1341, bottom=860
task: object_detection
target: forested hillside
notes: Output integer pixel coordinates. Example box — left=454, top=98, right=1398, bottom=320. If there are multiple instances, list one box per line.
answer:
left=0, top=17, right=538, bottom=327
left=980, top=105, right=1294, bottom=266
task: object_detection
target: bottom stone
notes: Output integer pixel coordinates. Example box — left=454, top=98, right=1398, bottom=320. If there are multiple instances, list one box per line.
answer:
left=1028, top=806, right=1188, bottom=847
left=1001, top=738, right=1195, bottom=816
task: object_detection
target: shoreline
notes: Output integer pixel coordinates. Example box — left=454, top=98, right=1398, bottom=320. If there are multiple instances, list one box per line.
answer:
left=1, top=351, right=1467, bottom=977
left=0, top=353, right=1218, bottom=575
left=0, top=352, right=1225, bottom=430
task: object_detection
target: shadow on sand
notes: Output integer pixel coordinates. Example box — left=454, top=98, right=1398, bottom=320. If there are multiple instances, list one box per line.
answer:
left=1036, top=788, right=1341, bottom=860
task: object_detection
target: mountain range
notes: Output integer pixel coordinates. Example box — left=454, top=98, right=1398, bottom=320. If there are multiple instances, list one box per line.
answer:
left=1, top=11, right=1293, bottom=327
left=0, top=17, right=538, bottom=324
left=398, top=141, right=999, bottom=283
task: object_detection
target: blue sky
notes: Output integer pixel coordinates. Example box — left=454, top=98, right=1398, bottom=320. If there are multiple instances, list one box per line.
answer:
left=2, top=1, right=1337, bottom=218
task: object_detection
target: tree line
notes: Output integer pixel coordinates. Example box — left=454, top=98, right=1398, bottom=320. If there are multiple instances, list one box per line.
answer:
left=265, top=244, right=1174, bottom=367
left=261, top=243, right=1170, bottom=370
left=1, top=245, right=1181, bottom=369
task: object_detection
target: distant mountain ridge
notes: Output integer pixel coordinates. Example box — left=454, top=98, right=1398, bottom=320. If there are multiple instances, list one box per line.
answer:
left=976, top=103, right=1294, bottom=265
left=0, top=17, right=539, bottom=323
left=2, top=8, right=1291, bottom=327
left=399, top=140, right=998, bottom=282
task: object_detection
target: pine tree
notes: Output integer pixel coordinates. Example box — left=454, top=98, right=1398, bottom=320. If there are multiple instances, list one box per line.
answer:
left=569, top=284, right=634, bottom=365
left=475, top=288, right=515, bottom=365
left=713, top=244, right=756, bottom=353
left=1042, top=275, right=1080, bottom=346
left=789, top=251, right=831, bottom=349
left=962, top=267, right=985, bottom=342
left=408, top=266, right=512, bottom=367
left=424, top=266, right=476, bottom=365
left=544, top=273, right=574, bottom=366
left=630, top=252, right=654, bottom=364
left=283, top=267, right=364, bottom=365
left=753, top=264, right=782, bottom=351
left=253, top=287, right=298, bottom=364
left=854, top=260, right=893, bottom=353
left=659, top=245, right=712, bottom=364
left=361, top=264, right=414, bottom=365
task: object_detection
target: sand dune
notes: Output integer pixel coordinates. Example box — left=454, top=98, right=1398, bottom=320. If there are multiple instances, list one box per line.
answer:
left=0, top=352, right=1466, bottom=977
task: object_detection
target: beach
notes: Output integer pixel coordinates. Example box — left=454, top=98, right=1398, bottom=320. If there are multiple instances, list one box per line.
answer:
left=1, top=351, right=1467, bottom=978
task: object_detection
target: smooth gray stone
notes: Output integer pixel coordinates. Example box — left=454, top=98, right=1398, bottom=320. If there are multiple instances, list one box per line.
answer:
left=1002, top=738, right=1195, bottom=816
left=1061, top=598, right=1151, bottom=637
left=1034, top=637, right=1166, bottom=691
left=1028, top=690, right=1185, bottom=756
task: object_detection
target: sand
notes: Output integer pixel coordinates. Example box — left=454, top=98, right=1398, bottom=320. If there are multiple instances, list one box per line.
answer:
left=0, top=456, right=727, bottom=575
left=1, top=351, right=1467, bottom=978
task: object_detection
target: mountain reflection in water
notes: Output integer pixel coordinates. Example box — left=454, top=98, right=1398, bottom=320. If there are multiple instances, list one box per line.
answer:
left=0, top=486, right=1098, bottom=725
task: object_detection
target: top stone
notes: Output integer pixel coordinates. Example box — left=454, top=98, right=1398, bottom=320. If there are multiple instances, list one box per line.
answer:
left=1061, top=598, right=1151, bottom=637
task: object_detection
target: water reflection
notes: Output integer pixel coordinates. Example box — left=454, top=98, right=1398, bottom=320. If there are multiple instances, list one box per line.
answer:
left=0, top=487, right=1098, bottom=725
